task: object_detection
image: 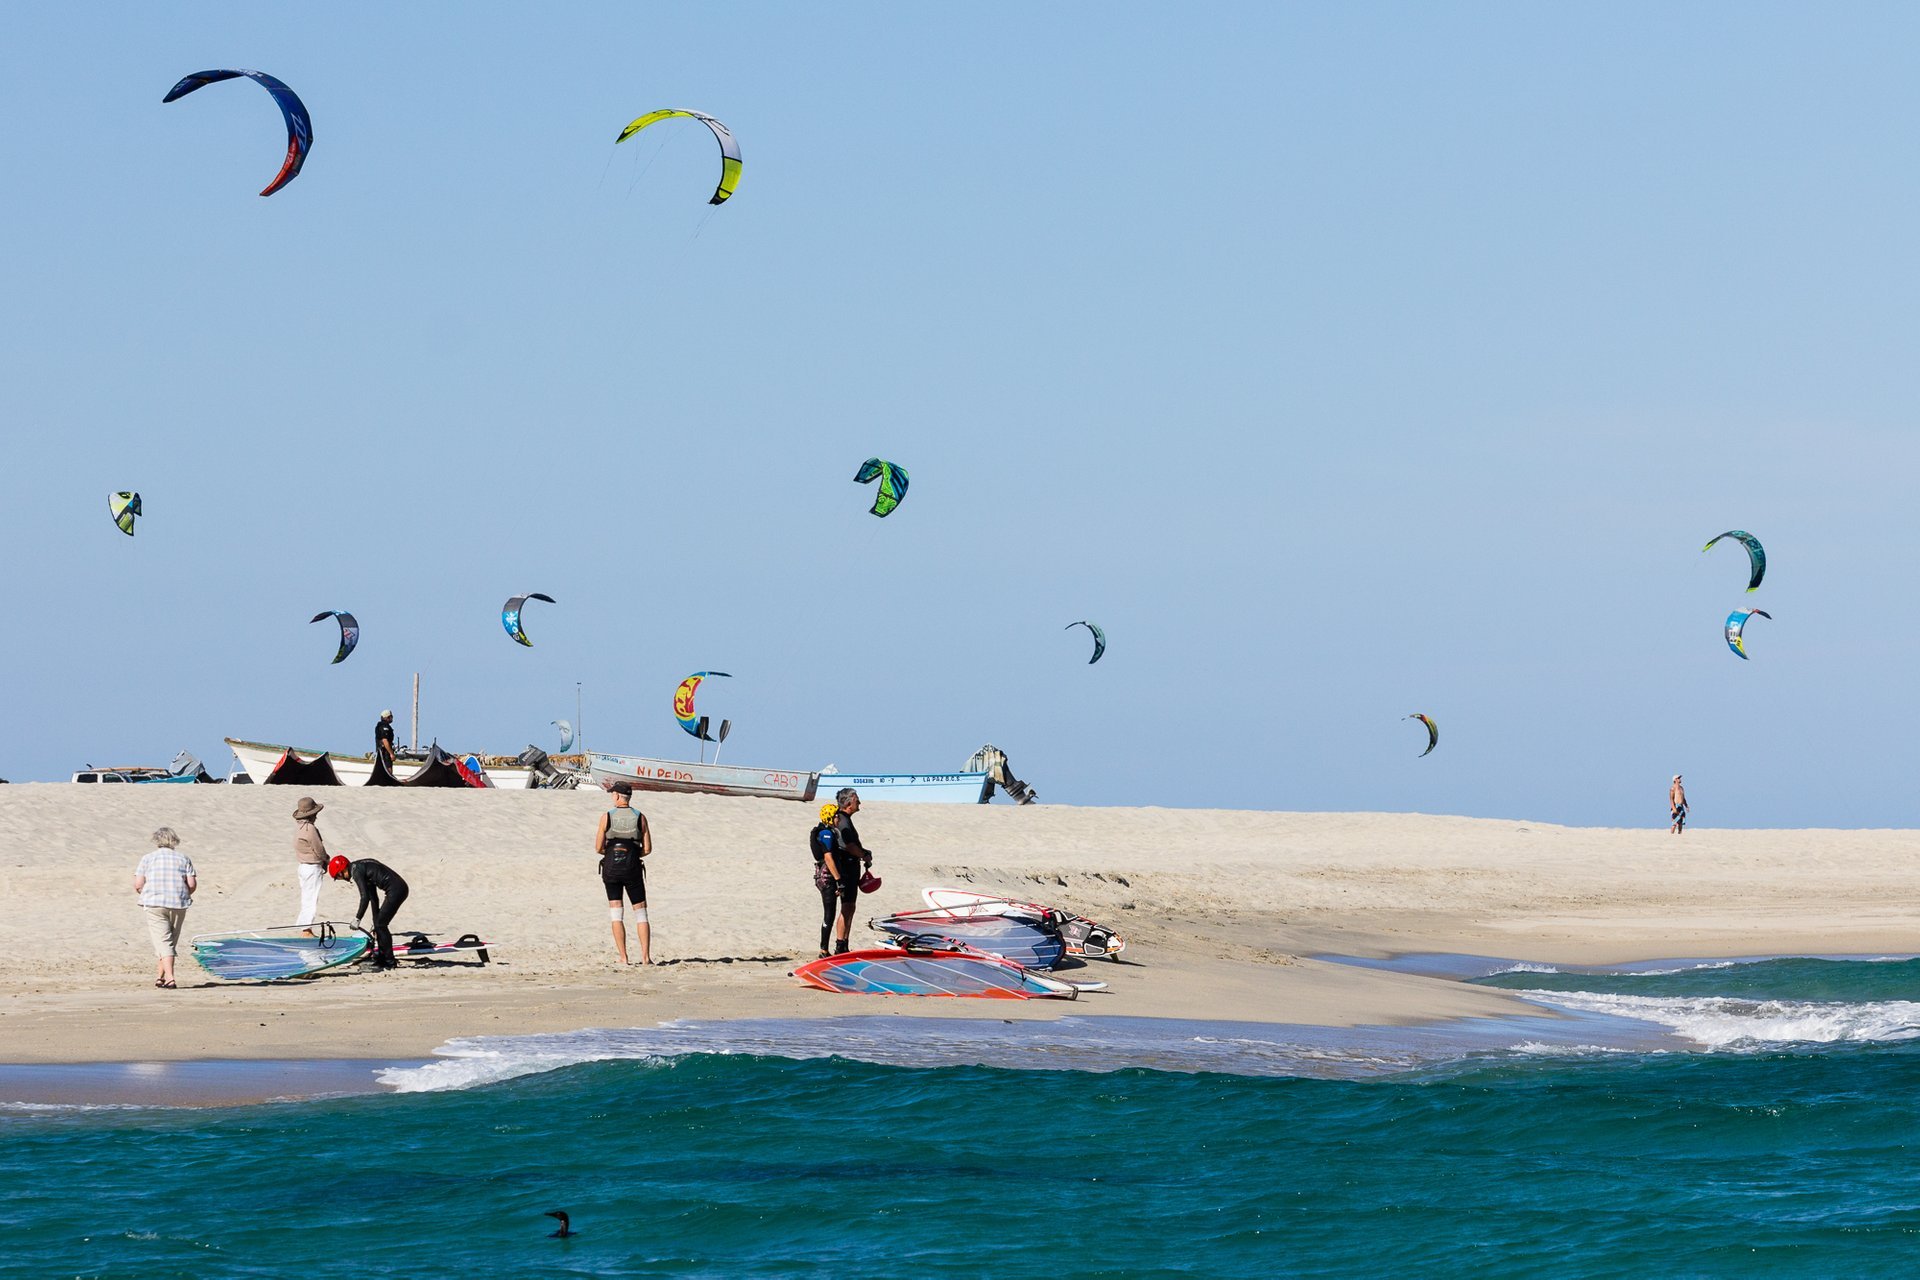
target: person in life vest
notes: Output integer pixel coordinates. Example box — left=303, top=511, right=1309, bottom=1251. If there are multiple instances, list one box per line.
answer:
left=811, top=791, right=877, bottom=957
left=328, top=854, right=409, bottom=970
left=594, top=782, right=653, bottom=965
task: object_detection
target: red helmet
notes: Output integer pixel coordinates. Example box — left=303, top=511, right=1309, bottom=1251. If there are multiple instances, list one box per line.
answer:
left=327, top=855, right=350, bottom=880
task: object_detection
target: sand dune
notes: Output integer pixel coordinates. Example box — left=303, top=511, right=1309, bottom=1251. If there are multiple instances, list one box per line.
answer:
left=1, top=785, right=1912, bottom=1063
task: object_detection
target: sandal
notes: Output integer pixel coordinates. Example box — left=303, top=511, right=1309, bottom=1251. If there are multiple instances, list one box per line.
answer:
left=158, top=980, right=176, bottom=989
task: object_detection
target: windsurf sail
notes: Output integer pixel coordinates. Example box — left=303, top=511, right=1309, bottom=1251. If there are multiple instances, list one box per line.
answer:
left=871, top=910, right=1066, bottom=970
left=791, top=948, right=1078, bottom=999
left=191, top=921, right=370, bottom=982
left=920, top=886, right=1127, bottom=959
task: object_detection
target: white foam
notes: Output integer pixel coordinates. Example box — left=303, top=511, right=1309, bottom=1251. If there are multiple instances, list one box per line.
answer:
left=377, top=1036, right=673, bottom=1092
left=1515, top=990, right=1920, bottom=1049
left=1488, top=962, right=1561, bottom=975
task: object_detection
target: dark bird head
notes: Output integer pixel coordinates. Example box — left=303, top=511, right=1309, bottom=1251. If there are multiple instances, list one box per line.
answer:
left=545, top=1209, right=573, bottom=1238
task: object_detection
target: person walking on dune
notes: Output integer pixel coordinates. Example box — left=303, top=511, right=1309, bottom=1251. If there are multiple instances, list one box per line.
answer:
left=1670, top=775, right=1688, bottom=835
left=292, top=797, right=328, bottom=932
left=594, top=782, right=652, bottom=965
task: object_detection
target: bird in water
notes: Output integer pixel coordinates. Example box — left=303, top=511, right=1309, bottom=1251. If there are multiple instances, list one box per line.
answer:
left=545, top=1210, right=575, bottom=1238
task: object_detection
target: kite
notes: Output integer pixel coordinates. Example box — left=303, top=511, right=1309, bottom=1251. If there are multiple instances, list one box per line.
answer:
left=1724, top=608, right=1772, bottom=660
left=1405, top=713, right=1438, bottom=758
left=553, top=719, right=575, bottom=752
left=1066, top=621, right=1105, bottom=664
left=310, top=611, right=359, bottom=664
left=854, top=458, right=909, bottom=517
left=501, top=593, right=556, bottom=647
left=1703, top=531, right=1765, bottom=593
left=614, top=109, right=741, bottom=205
left=674, top=671, right=731, bottom=739
left=110, top=492, right=142, bottom=536
left=162, top=69, right=313, bottom=197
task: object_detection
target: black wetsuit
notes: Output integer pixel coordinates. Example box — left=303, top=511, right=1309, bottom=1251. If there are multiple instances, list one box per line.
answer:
left=349, top=858, right=410, bottom=967
left=817, top=818, right=868, bottom=952
left=374, top=717, right=396, bottom=763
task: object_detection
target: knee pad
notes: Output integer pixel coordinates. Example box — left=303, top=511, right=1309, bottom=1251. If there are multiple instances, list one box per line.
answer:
left=609, top=907, right=625, bottom=921
left=633, top=907, right=649, bottom=923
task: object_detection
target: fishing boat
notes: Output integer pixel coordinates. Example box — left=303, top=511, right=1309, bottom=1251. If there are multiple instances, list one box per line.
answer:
left=814, top=768, right=992, bottom=804
left=586, top=751, right=818, bottom=802
left=225, top=738, right=579, bottom=789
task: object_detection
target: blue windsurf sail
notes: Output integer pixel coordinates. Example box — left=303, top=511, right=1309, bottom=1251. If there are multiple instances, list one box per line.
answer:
left=192, top=922, right=370, bottom=981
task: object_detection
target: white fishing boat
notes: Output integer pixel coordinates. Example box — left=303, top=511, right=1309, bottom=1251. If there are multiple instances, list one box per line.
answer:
left=814, top=769, right=992, bottom=804
left=225, top=738, right=576, bottom=789
left=587, top=751, right=818, bottom=802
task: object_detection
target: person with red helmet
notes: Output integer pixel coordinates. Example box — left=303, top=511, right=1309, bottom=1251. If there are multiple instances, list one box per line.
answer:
left=328, top=854, right=409, bottom=970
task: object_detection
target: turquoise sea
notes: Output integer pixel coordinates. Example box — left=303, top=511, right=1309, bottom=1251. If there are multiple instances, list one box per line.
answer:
left=9, top=956, right=1920, bottom=1278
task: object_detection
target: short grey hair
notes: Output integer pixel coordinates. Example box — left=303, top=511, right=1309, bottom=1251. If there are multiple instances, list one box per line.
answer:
left=151, top=827, right=181, bottom=850
left=834, top=787, right=859, bottom=807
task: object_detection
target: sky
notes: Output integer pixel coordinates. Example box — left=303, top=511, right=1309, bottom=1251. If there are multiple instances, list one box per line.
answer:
left=3, top=2, right=1918, bottom=827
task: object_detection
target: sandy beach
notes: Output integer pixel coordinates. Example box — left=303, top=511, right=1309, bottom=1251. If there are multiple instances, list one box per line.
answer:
left=2, top=784, right=1914, bottom=1066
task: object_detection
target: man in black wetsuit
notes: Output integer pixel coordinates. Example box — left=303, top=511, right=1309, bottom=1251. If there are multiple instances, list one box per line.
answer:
left=829, top=788, right=874, bottom=947
left=329, top=855, right=409, bottom=969
left=374, top=710, right=397, bottom=767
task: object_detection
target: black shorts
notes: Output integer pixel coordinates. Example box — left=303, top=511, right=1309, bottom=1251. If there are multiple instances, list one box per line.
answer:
left=601, top=857, right=647, bottom=906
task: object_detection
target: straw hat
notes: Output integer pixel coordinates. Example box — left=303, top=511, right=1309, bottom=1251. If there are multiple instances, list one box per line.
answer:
left=292, top=797, right=324, bottom=820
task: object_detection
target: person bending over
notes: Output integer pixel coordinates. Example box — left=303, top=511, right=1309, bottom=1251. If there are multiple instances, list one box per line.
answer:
left=329, top=855, right=409, bottom=969
left=594, top=782, right=653, bottom=965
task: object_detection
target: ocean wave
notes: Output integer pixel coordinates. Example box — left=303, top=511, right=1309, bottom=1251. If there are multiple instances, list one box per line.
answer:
left=1513, top=990, right=1920, bottom=1049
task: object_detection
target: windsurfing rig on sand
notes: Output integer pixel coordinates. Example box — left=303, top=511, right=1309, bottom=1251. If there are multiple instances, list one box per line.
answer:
left=192, top=921, right=371, bottom=982
left=920, top=887, right=1127, bottom=960
left=791, top=947, right=1100, bottom=999
left=191, top=922, right=493, bottom=981
left=871, top=910, right=1068, bottom=970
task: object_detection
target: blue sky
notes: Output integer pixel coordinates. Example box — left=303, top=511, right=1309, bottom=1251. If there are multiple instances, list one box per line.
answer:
left=3, top=3, right=1916, bottom=826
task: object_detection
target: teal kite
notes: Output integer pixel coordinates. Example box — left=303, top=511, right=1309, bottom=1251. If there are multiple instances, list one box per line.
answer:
left=1703, top=531, right=1765, bottom=592
left=1066, top=621, right=1105, bottom=664
left=854, top=458, right=909, bottom=517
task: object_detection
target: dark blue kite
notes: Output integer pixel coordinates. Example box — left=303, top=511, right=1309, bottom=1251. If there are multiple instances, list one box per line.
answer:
left=163, top=69, right=313, bottom=197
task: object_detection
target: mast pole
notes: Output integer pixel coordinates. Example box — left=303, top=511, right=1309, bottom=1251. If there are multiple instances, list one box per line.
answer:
left=576, top=682, right=583, bottom=758
left=411, top=673, right=420, bottom=751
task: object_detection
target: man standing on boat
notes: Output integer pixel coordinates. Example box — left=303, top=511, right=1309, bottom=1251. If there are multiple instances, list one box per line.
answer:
left=292, top=797, right=328, bottom=933
left=374, top=710, right=397, bottom=767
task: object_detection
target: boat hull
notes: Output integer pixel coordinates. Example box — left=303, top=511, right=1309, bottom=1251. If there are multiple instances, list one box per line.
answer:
left=815, top=771, right=991, bottom=803
left=587, top=751, right=817, bottom=802
left=226, top=739, right=555, bottom=789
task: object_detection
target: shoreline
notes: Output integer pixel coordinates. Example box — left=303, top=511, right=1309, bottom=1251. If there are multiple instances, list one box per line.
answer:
left=8, top=787, right=1920, bottom=1083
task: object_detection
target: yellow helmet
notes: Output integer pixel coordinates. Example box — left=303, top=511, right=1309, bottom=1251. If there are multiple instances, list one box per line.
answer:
left=818, top=802, right=839, bottom=823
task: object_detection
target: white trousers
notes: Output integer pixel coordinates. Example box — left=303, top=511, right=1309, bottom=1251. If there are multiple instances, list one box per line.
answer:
left=297, top=864, right=326, bottom=925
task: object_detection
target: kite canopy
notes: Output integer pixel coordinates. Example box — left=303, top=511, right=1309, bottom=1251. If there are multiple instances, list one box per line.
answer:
left=553, top=719, right=575, bottom=752
left=110, top=491, right=142, bottom=536
left=310, top=610, right=359, bottom=664
left=674, top=671, right=731, bottom=739
left=501, top=592, right=556, bottom=647
left=1703, top=530, right=1766, bottom=593
left=1066, top=620, right=1106, bottom=664
left=853, top=458, right=909, bottom=517
left=163, top=69, right=313, bottom=197
left=791, top=949, right=1078, bottom=1000
left=615, top=109, right=741, bottom=205
left=1724, top=608, right=1772, bottom=660
left=1406, top=713, right=1438, bottom=758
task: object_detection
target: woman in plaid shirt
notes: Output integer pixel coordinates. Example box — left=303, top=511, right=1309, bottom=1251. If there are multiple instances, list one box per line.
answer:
left=133, top=827, right=197, bottom=989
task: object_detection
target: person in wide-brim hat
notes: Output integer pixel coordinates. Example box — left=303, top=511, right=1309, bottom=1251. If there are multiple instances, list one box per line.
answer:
left=292, top=797, right=328, bottom=932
